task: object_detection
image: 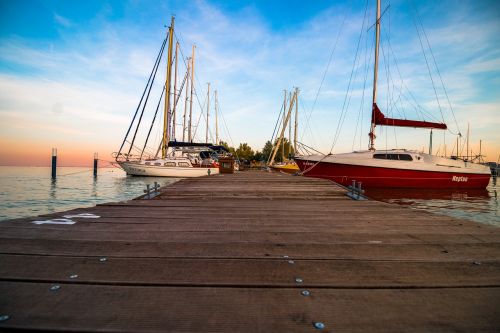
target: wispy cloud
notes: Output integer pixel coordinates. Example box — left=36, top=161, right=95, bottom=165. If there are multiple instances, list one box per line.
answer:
left=54, top=13, right=72, bottom=28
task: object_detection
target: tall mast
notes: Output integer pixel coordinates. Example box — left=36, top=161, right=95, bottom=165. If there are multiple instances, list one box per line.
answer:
left=269, top=92, right=296, bottom=166
left=429, top=129, right=433, bottom=155
left=369, top=0, right=381, bottom=151
left=466, top=123, right=470, bottom=161
left=182, top=57, right=190, bottom=142
left=215, top=90, right=219, bottom=145
left=188, top=45, right=196, bottom=142
left=172, top=41, right=179, bottom=141
left=206, top=82, right=210, bottom=143
left=288, top=91, right=292, bottom=158
left=294, top=88, right=299, bottom=154
left=282, top=89, right=287, bottom=161
left=162, top=16, right=175, bottom=158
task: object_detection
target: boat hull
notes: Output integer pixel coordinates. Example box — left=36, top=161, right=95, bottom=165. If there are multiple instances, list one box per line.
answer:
left=295, top=158, right=490, bottom=189
left=270, top=163, right=300, bottom=174
left=118, top=162, right=219, bottom=178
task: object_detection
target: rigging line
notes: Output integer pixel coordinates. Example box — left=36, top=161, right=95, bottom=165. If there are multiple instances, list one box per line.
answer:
left=329, top=0, right=369, bottom=154
left=384, top=33, right=443, bottom=124
left=270, top=102, right=285, bottom=146
left=126, top=36, right=168, bottom=158
left=117, top=37, right=167, bottom=160
left=140, top=85, right=165, bottom=159
left=218, top=106, right=241, bottom=161
left=299, top=12, right=347, bottom=143
left=410, top=6, right=445, bottom=123
left=352, top=34, right=372, bottom=151
left=412, top=2, right=462, bottom=136
left=298, top=98, right=321, bottom=151
left=411, top=0, right=461, bottom=136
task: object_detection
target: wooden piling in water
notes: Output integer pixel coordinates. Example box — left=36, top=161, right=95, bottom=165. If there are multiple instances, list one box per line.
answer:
left=93, top=153, right=98, bottom=177
left=51, top=148, right=57, bottom=179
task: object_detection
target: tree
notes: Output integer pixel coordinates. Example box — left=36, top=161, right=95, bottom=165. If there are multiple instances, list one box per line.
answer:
left=219, top=140, right=236, bottom=155
left=235, top=143, right=254, bottom=161
left=267, top=138, right=294, bottom=163
left=261, top=140, right=273, bottom=162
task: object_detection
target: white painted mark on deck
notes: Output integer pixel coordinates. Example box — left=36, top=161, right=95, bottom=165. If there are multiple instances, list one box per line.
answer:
left=32, top=218, right=76, bottom=225
left=63, top=213, right=100, bottom=219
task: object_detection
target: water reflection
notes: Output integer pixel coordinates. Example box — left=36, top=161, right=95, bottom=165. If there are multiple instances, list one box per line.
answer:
left=364, top=178, right=499, bottom=226
left=0, top=167, right=180, bottom=221
left=365, top=188, right=489, bottom=201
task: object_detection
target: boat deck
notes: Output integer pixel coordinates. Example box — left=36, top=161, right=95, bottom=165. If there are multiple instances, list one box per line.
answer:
left=1, top=170, right=499, bottom=332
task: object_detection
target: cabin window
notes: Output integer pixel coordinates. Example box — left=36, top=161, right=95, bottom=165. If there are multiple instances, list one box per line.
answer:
left=164, top=162, right=176, bottom=167
left=398, top=154, right=413, bottom=161
left=178, top=162, right=190, bottom=167
left=373, top=153, right=413, bottom=161
left=154, top=163, right=161, bottom=166
left=145, top=162, right=151, bottom=165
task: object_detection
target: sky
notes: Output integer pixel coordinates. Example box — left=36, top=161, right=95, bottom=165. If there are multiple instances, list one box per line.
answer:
left=0, top=0, right=499, bottom=166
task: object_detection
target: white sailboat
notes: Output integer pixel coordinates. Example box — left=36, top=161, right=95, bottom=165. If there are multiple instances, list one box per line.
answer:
left=115, top=17, right=220, bottom=177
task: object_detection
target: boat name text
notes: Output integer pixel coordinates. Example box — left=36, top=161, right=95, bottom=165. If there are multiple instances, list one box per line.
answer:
left=452, top=176, right=468, bottom=182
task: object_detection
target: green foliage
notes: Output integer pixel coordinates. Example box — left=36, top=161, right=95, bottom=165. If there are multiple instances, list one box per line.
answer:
left=235, top=143, right=254, bottom=161
left=261, top=140, right=273, bottom=162
left=269, top=138, right=294, bottom=163
left=216, top=140, right=294, bottom=163
left=219, top=140, right=236, bottom=155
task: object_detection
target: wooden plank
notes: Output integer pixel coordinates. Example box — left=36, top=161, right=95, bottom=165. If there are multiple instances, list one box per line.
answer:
left=1, top=254, right=499, bottom=288
left=1, top=282, right=499, bottom=332
left=1, top=238, right=499, bottom=261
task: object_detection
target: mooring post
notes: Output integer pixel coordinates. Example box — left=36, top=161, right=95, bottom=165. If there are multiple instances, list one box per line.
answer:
left=357, top=182, right=362, bottom=199
left=93, top=153, right=98, bottom=177
left=51, top=148, right=57, bottom=179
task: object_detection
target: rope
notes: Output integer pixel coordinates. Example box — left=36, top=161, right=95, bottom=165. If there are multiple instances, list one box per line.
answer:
left=299, top=12, right=347, bottom=144
left=127, top=36, right=167, bottom=157
left=117, top=37, right=167, bottom=160
left=410, top=0, right=461, bottom=136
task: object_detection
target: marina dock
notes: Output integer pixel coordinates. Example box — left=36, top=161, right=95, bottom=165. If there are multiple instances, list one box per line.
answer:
left=0, top=170, right=499, bottom=332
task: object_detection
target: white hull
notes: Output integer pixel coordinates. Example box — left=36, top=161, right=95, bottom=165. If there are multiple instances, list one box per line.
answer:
left=119, top=161, right=219, bottom=177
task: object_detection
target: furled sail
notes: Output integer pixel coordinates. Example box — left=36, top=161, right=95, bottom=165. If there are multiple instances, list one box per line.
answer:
left=372, top=103, right=447, bottom=130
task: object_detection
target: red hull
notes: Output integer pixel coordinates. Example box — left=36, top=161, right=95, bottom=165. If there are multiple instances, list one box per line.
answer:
left=295, top=160, right=490, bottom=189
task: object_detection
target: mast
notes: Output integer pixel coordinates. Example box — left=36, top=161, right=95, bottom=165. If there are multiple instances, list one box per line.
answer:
left=466, top=122, right=470, bottom=161
left=282, top=90, right=287, bottom=161
left=182, top=57, right=190, bottom=142
left=369, top=0, right=381, bottom=151
left=429, top=129, right=433, bottom=155
left=288, top=91, right=292, bottom=158
left=294, top=88, right=299, bottom=153
left=172, top=41, right=179, bottom=141
left=206, top=82, right=210, bottom=143
left=269, top=92, right=296, bottom=166
left=162, top=16, right=175, bottom=158
left=215, top=90, right=219, bottom=145
left=188, top=45, right=196, bottom=142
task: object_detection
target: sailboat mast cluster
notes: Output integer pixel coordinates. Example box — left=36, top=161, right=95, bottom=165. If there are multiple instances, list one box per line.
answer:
left=115, top=16, right=231, bottom=178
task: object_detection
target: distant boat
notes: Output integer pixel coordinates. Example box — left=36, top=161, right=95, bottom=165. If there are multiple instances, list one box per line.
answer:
left=268, top=88, right=300, bottom=174
left=115, top=17, right=222, bottom=178
left=295, top=0, right=490, bottom=189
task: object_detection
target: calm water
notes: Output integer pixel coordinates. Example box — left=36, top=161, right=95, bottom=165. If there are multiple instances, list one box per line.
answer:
left=0, top=166, right=498, bottom=226
left=0, top=166, right=180, bottom=221
left=364, top=178, right=499, bottom=226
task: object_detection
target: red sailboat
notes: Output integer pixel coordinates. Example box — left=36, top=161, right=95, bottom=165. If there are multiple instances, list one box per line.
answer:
left=295, top=0, right=491, bottom=189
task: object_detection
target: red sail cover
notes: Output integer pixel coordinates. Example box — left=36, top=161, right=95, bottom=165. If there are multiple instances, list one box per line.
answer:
left=372, top=103, right=447, bottom=129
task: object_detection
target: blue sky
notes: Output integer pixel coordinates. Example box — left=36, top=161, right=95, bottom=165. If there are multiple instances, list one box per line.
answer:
left=0, top=0, right=499, bottom=165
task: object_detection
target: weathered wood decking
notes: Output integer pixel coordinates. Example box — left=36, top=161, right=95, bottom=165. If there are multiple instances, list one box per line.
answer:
left=0, top=170, right=499, bottom=332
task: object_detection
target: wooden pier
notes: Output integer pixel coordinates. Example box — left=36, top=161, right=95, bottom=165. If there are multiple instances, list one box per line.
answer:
left=0, top=170, right=499, bottom=332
